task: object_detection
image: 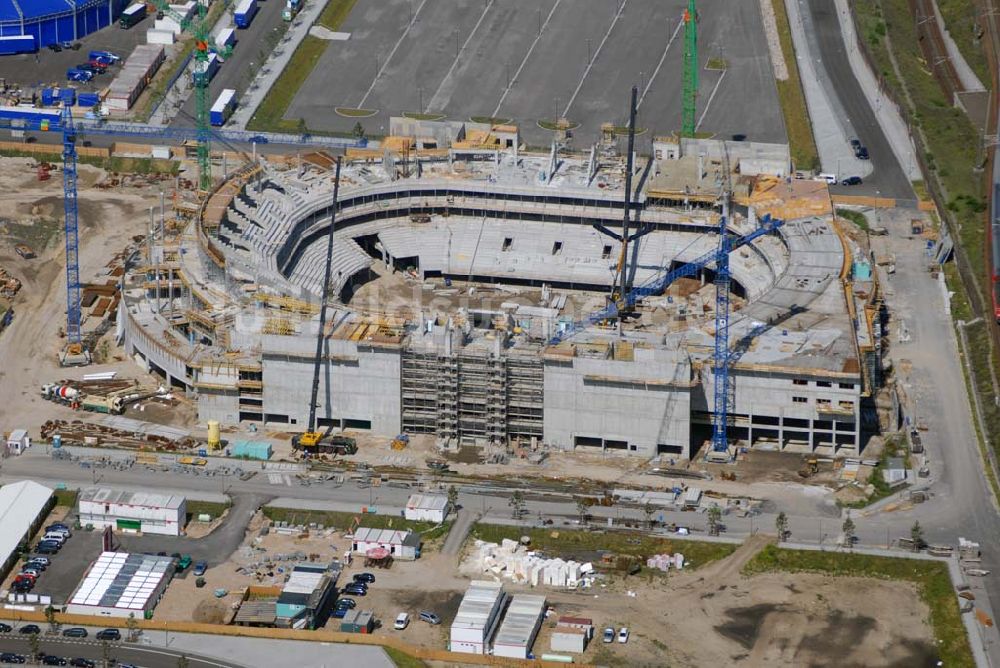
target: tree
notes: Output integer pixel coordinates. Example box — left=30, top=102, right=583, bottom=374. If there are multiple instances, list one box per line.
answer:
left=447, top=485, right=459, bottom=512
left=642, top=501, right=656, bottom=529
left=775, top=511, right=789, bottom=542
left=911, top=521, right=924, bottom=552
left=352, top=121, right=365, bottom=139
left=842, top=514, right=856, bottom=549
left=125, top=612, right=138, bottom=643
left=574, top=497, right=589, bottom=525
left=508, top=490, right=525, bottom=519
left=44, top=604, right=57, bottom=633
left=28, top=633, right=39, bottom=662
left=707, top=503, right=722, bottom=536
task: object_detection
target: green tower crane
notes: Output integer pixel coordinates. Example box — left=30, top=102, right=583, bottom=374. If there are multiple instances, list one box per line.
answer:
left=682, top=0, right=698, bottom=137
left=154, top=0, right=214, bottom=191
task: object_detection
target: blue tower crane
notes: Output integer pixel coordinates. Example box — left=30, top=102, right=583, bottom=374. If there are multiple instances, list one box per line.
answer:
left=710, top=211, right=732, bottom=454
left=60, top=100, right=88, bottom=364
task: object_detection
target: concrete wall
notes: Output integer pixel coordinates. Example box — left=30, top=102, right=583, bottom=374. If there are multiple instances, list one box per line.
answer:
left=543, top=349, right=692, bottom=457
left=261, top=335, right=401, bottom=435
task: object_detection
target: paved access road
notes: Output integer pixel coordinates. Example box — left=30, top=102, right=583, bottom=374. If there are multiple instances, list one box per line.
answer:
left=802, top=0, right=914, bottom=199
left=0, top=635, right=236, bottom=668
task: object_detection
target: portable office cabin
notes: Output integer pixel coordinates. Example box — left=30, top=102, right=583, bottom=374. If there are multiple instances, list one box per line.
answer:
left=0, top=35, right=35, bottom=54
left=5, top=429, right=30, bottom=454
left=231, top=440, right=272, bottom=460
left=351, top=526, right=421, bottom=560
left=449, top=580, right=506, bottom=655
left=493, top=594, right=546, bottom=659
left=404, top=493, right=449, bottom=523
left=78, top=488, right=186, bottom=535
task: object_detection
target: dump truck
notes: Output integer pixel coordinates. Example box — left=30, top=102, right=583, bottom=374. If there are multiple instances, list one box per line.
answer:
left=79, top=394, right=125, bottom=414
left=292, top=433, right=357, bottom=455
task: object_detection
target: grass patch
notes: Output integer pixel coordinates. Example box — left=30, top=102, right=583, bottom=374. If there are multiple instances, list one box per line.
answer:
left=470, top=116, right=512, bottom=124
left=317, top=0, right=359, bottom=31
left=248, top=35, right=328, bottom=133
left=911, top=179, right=930, bottom=201
left=836, top=208, right=870, bottom=231
left=402, top=112, right=446, bottom=121
left=537, top=119, right=580, bottom=131
left=771, top=0, right=819, bottom=171
left=334, top=107, right=378, bottom=118
left=3, top=218, right=62, bottom=251
left=185, top=500, right=231, bottom=524
left=705, top=57, right=728, bottom=70
left=744, top=545, right=973, bottom=667
left=262, top=506, right=449, bottom=538
left=936, top=0, right=991, bottom=86
left=469, top=524, right=736, bottom=568
left=53, top=489, right=78, bottom=508
left=384, top=647, right=427, bottom=668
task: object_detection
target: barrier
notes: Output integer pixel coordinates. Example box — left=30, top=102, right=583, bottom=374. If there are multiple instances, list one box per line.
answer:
left=0, top=140, right=111, bottom=159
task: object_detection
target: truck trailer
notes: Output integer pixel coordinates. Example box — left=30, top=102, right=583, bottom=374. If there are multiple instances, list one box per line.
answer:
left=119, top=3, right=147, bottom=29
left=234, top=0, right=258, bottom=28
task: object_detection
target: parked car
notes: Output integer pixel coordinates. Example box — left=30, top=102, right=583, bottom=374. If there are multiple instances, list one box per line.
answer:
left=89, top=50, right=120, bottom=63
left=18, top=625, right=40, bottom=635
left=855, top=146, right=869, bottom=160
left=353, top=572, right=376, bottom=584
left=75, top=64, right=100, bottom=75
left=193, top=561, right=208, bottom=576
left=69, top=660, right=95, bottom=668
left=0, top=623, right=11, bottom=632
left=47, top=523, right=68, bottom=532
left=47, top=43, right=62, bottom=52
left=0, top=654, right=25, bottom=664
left=618, top=627, right=630, bottom=643
left=66, top=69, right=93, bottom=83
left=29, top=555, right=51, bottom=565
left=35, top=543, right=59, bottom=554
left=20, top=568, right=41, bottom=578
left=41, top=533, right=66, bottom=544
left=841, top=176, right=863, bottom=186
left=849, top=138, right=861, bottom=150
left=335, top=598, right=356, bottom=610
left=602, top=627, right=615, bottom=643
left=342, top=584, right=367, bottom=596
left=331, top=607, right=350, bottom=619
left=60, top=41, right=81, bottom=51
left=418, top=611, right=441, bottom=625
left=41, top=656, right=67, bottom=666
left=176, top=555, right=192, bottom=571
left=62, top=627, right=88, bottom=638
left=86, top=59, right=109, bottom=71
left=393, top=612, right=410, bottom=630
left=96, top=628, right=121, bottom=641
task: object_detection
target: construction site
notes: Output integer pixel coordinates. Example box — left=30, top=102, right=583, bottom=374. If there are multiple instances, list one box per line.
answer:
left=105, top=108, right=885, bottom=462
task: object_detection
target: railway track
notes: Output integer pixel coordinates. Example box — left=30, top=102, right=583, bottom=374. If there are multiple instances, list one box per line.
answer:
left=911, top=0, right=965, bottom=102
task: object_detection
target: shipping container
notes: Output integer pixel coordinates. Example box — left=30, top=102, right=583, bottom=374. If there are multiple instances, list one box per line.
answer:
left=210, top=88, right=237, bottom=126
left=147, top=29, right=176, bottom=45
left=58, top=89, right=76, bottom=106
left=119, top=3, right=147, bottom=28
left=41, top=88, right=56, bottom=107
left=0, top=106, right=60, bottom=130
left=77, top=92, right=101, bottom=108
left=234, top=0, right=258, bottom=28
left=193, top=52, right=220, bottom=84
left=214, top=28, right=236, bottom=50
left=0, top=35, right=36, bottom=56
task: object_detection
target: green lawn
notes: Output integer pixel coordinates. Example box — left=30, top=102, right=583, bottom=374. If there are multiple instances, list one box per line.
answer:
left=469, top=524, right=736, bottom=569
left=318, top=0, right=359, bottom=31
left=185, top=500, right=231, bottom=523
left=835, top=208, right=870, bottom=231
left=53, top=489, right=78, bottom=508
left=772, top=0, right=820, bottom=171
left=744, top=545, right=973, bottom=667
left=936, top=0, right=991, bottom=86
left=248, top=35, right=328, bottom=133
left=384, top=647, right=427, bottom=668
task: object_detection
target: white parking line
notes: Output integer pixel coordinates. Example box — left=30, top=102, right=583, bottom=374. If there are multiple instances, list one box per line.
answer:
left=424, top=0, right=495, bottom=113
left=491, top=0, right=563, bottom=118
left=562, top=0, right=629, bottom=119
left=696, top=69, right=727, bottom=130
left=357, top=0, right=430, bottom=108
left=638, top=15, right=684, bottom=109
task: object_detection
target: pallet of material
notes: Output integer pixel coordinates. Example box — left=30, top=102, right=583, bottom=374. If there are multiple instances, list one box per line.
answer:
left=91, top=297, right=111, bottom=318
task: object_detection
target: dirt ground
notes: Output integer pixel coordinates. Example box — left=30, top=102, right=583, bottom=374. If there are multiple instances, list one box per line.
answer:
left=0, top=156, right=195, bottom=435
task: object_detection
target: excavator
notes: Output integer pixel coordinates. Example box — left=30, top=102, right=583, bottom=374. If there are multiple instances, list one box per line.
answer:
left=289, top=158, right=357, bottom=458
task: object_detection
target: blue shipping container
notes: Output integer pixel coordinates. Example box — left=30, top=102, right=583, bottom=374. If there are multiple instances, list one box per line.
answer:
left=233, top=0, right=258, bottom=28
left=0, top=35, right=36, bottom=56
left=209, top=88, right=236, bottom=126
left=41, top=88, right=56, bottom=106
left=77, top=93, right=100, bottom=108
left=59, top=89, right=76, bottom=105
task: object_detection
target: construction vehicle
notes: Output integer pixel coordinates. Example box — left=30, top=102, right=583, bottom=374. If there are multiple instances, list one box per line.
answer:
left=178, top=456, right=208, bottom=466
left=390, top=434, right=410, bottom=450
left=78, top=394, right=125, bottom=414
left=290, top=159, right=351, bottom=457
left=798, top=458, right=819, bottom=478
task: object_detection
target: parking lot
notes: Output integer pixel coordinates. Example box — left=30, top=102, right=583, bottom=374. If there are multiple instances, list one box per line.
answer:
left=0, top=16, right=154, bottom=94
left=286, top=0, right=783, bottom=146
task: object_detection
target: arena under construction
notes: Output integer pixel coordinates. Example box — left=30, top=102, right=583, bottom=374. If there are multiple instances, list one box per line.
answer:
left=118, top=117, right=886, bottom=460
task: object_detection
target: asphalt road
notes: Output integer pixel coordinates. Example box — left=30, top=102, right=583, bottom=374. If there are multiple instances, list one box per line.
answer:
left=0, top=635, right=237, bottom=668
left=805, top=0, right=914, bottom=199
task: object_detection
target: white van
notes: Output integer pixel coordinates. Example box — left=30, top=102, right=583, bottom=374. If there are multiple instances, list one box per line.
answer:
left=817, top=173, right=837, bottom=185
left=41, top=532, right=66, bottom=544
left=394, top=612, right=410, bottom=630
